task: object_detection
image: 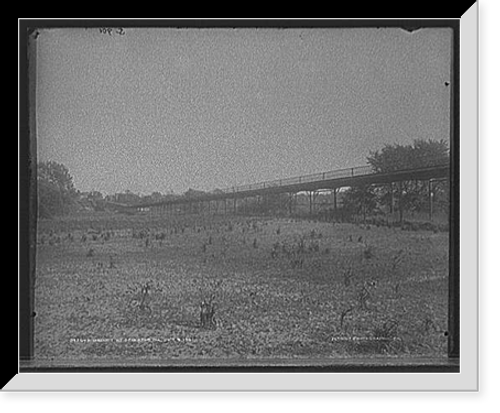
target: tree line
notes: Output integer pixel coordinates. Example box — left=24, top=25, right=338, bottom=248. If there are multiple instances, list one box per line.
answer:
left=36, top=138, right=449, bottom=219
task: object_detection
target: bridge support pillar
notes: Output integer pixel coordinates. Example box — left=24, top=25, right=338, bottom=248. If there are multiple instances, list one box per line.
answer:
left=428, top=179, right=433, bottom=221
left=398, top=181, right=404, bottom=224
left=362, top=186, right=367, bottom=224
left=389, top=183, right=394, bottom=214
left=308, top=191, right=318, bottom=216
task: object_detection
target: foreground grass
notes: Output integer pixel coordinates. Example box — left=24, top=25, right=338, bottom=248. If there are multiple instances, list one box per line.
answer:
left=34, top=212, right=449, bottom=364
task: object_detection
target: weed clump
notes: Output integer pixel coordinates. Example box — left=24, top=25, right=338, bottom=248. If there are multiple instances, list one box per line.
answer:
left=198, top=279, right=222, bottom=330
left=199, top=300, right=216, bottom=330
left=291, top=256, right=304, bottom=269
left=363, top=244, right=375, bottom=260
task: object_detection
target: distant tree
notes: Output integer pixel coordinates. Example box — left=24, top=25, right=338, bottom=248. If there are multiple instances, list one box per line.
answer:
left=37, top=161, right=77, bottom=218
left=88, top=191, right=103, bottom=201
left=86, top=191, right=106, bottom=211
left=183, top=188, right=206, bottom=199
left=140, top=191, right=164, bottom=204
left=37, top=178, right=62, bottom=218
left=112, top=190, right=142, bottom=205
left=150, top=191, right=163, bottom=202
left=366, top=139, right=449, bottom=214
left=367, top=139, right=449, bottom=173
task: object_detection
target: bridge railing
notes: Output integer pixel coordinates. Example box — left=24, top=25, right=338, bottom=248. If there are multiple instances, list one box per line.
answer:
left=220, top=165, right=374, bottom=194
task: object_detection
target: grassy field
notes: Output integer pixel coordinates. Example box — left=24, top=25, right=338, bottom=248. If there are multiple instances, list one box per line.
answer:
left=33, top=211, right=449, bottom=366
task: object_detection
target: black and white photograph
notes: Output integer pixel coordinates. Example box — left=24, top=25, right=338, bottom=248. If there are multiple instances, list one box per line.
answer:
left=20, top=20, right=462, bottom=375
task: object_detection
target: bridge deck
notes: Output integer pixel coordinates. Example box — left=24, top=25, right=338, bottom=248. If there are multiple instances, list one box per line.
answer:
left=132, top=163, right=450, bottom=209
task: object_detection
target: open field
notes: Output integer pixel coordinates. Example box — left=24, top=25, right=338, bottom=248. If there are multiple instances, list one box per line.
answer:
left=33, top=211, right=449, bottom=366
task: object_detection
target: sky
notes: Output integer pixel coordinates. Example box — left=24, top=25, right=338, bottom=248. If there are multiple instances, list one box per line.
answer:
left=35, top=26, right=452, bottom=195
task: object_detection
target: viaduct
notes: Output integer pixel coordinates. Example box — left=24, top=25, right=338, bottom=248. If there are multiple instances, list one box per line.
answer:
left=128, top=163, right=450, bottom=222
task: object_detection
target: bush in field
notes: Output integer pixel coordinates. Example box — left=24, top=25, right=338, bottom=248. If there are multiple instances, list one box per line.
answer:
left=341, top=185, right=378, bottom=217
